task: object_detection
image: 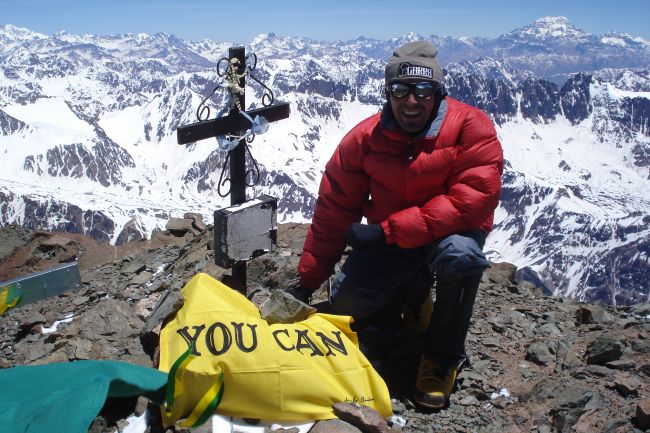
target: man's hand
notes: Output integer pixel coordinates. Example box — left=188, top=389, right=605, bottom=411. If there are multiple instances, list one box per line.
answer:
left=346, top=223, right=385, bottom=249
left=285, top=285, right=312, bottom=304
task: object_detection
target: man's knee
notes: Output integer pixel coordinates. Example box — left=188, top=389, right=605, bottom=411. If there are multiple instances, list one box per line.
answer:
left=330, top=280, right=379, bottom=320
left=328, top=271, right=372, bottom=319
left=432, top=232, right=488, bottom=279
left=329, top=244, right=431, bottom=318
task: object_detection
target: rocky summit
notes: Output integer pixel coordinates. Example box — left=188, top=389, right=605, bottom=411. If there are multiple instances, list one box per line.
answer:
left=0, top=220, right=649, bottom=433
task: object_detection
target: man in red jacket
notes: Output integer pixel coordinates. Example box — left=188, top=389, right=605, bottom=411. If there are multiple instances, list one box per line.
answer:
left=288, top=41, right=504, bottom=409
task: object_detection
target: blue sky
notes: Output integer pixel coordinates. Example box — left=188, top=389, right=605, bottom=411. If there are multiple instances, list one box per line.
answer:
left=2, top=0, right=649, bottom=43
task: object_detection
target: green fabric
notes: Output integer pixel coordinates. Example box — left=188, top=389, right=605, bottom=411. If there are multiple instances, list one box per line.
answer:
left=0, top=360, right=167, bottom=433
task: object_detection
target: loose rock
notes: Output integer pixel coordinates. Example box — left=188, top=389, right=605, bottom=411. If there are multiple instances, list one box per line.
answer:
left=636, top=399, right=650, bottom=429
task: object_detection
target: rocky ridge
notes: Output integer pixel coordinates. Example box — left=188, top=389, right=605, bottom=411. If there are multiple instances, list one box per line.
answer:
left=0, top=221, right=648, bottom=433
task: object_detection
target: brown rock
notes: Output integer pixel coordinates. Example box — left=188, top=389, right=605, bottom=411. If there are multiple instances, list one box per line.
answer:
left=585, top=336, right=623, bottom=365
left=0, top=224, right=32, bottom=261
left=575, top=304, right=614, bottom=325
left=183, top=212, right=205, bottom=223
left=141, top=289, right=184, bottom=335
left=639, top=362, right=650, bottom=376
left=310, top=419, right=362, bottom=433
left=526, top=342, right=553, bottom=365
left=332, top=402, right=389, bottom=433
left=134, top=293, right=161, bottom=321
left=259, top=290, right=316, bottom=324
left=636, top=399, right=650, bottom=429
left=166, top=218, right=194, bottom=235
left=610, top=372, right=642, bottom=396
left=30, top=348, right=69, bottom=365
left=584, top=365, right=613, bottom=377
left=192, top=218, right=208, bottom=232
left=605, top=359, right=636, bottom=371
left=120, top=259, right=146, bottom=275
left=87, top=416, right=109, bottom=433
left=484, top=262, right=517, bottom=285
left=40, top=233, right=75, bottom=248
left=131, top=270, right=153, bottom=285
left=134, top=396, right=149, bottom=416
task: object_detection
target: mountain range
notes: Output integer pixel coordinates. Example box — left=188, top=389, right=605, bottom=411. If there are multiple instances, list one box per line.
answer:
left=0, top=16, right=648, bottom=305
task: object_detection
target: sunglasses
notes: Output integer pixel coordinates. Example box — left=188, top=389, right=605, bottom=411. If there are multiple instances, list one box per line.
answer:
left=387, top=82, right=438, bottom=100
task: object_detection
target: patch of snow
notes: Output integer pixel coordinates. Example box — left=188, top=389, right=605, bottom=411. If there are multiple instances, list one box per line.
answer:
left=115, top=412, right=147, bottom=433
left=605, top=83, right=650, bottom=99
left=41, top=313, right=74, bottom=334
left=211, top=415, right=314, bottom=433
left=490, top=388, right=511, bottom=399
left=390, top=415, right=407, bottom=427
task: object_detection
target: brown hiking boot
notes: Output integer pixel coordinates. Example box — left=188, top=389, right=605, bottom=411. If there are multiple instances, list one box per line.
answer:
left=402, top=290, right=433, bottom=335
left=414, top=356, right=458, bottom=409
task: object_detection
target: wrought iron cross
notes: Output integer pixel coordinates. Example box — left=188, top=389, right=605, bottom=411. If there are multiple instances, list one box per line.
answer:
left=176, top=46, right=290, bottom=292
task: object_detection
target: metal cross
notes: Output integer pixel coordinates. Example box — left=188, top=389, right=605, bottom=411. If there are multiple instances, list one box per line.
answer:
left=176, top=46, right=290, bottom=292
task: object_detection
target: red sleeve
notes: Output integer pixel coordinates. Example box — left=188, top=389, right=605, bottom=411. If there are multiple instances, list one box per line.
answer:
left=381, top=108, right=503, bottom=248
left=298, top=127, right=371, bottom=290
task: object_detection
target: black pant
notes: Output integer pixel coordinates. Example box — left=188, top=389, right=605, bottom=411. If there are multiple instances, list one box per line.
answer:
left=328, top=231, right=487, bottom=367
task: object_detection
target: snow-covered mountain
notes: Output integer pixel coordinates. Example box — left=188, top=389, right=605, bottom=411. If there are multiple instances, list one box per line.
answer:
left=0, top=18, right=648, bottom=305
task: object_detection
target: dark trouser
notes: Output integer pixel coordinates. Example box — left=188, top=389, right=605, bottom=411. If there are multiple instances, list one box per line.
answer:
left=328, top=231, right=488, bottom=367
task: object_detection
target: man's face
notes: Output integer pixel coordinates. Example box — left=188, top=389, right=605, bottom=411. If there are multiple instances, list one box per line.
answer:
left=388, top=81, right=437, bottom=135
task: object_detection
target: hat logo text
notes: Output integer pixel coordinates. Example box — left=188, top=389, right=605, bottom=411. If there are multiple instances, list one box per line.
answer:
left=398, top=63, right=433, bottom=79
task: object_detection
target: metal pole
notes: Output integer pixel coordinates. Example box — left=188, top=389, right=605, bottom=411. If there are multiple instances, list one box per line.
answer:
left=228, top=46, right=247, bottom=293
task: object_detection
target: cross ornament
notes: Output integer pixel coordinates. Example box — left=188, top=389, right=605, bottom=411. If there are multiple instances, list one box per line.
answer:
left=176, top=46, right=290, bottom=292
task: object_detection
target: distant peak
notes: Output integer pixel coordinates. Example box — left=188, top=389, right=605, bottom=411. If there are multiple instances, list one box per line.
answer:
left=2, top=24, right=24, bottom=32
left=0, top=24, right=47, bottom=40
left=508, top=16, right=589, bottom=40
left=534, top=16, right=572, bottom=25
left=601, top=31, right=650, bottom=47
left=404, top=31, right=425, bottom=42
left=390, top=32, right=425, bottom=45
left=251, top=32, right=279, bottom=45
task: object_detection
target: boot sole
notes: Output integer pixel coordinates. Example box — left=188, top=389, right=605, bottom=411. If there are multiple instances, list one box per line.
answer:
left=413, top=390, right=448, bottom=410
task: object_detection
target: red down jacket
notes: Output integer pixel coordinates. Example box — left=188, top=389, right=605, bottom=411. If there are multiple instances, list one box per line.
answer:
left=298, top=96, right=504, bottom=290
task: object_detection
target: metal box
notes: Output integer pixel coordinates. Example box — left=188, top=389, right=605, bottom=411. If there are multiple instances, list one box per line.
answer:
left=213, top=195, right=277, bottom=268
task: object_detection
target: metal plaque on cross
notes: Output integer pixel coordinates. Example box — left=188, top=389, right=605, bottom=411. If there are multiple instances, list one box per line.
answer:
left=175, top=46, right=290, bottom=291
left=213, top=195, right=277, bottom=268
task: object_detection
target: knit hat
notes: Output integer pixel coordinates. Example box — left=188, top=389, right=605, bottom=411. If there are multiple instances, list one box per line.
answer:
left=385, top=41, right=443, bottom=85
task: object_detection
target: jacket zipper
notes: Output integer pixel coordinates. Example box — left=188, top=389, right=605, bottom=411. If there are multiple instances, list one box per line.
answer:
left=404, top=140, right=413, bottom=208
